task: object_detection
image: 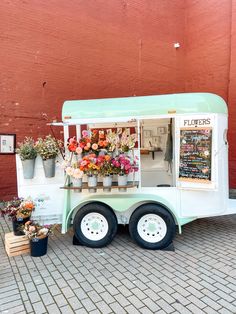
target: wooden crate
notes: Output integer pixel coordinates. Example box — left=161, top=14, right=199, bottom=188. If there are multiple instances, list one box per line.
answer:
left=5, top=232, right=30, bottom=257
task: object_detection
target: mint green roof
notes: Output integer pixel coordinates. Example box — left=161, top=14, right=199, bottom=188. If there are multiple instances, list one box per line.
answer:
left=62, top=93, right=227, bottom=121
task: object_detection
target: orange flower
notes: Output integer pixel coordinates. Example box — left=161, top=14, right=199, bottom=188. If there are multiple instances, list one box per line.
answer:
left=105, top=155, right=111, bottom=161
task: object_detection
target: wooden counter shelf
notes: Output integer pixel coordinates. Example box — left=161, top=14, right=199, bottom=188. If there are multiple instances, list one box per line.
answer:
left=60, top=181, right=139, bottom=190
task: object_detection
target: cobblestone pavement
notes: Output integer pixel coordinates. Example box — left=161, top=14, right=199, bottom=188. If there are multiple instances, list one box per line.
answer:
left=1, top=215, right=236, bottom=314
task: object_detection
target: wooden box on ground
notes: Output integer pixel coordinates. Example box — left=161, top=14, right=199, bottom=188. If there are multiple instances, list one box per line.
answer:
left=5, top=232, right=30, bottom=257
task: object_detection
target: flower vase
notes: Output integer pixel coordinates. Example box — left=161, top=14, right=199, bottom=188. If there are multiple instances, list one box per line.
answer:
left=21, top=159, right=36, bottom=179
left=30, top=236, right=48, bottom=257
left=42, top=158, right=56, bottom=178
left=72, top=177, right=82, bottom=192
left=87, top=175, right=97, bottom=193
left=118, top=174, right=128, bottom=192
left=12, top=217, right=30, bottom=236
left=103, top=175, right=112, bottom=192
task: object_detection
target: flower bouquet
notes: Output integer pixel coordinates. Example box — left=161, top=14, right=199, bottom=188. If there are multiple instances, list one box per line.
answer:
left=0, top=198, right=35, bottom=236
left=65, top=162, right=84, bottom=189
left=79, top=153, right=102, bottom=189
left=23, top=221, right=54, bottom=257
left=111, top=154, right=138, bottom=191
left=16, top=137, right=37, bottom=179
left=99, top=155, right=114, bottom=190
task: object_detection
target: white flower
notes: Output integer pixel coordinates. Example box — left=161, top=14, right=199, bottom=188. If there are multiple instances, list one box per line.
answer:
left=65, top=167, right=74, bottom=176
left=73, top=169, right=83, bottom=179
left=38, top=228, right=49, bottom=236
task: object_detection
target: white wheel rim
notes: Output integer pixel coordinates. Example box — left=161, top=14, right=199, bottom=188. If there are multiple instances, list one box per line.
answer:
left=137, top=214, right=167, bottom=243
left=81, top=213, right=109, bottom=241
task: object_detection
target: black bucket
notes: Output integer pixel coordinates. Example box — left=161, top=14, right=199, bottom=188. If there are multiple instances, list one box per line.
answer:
left=30, top=236, right=48, bottom=257
left=12, top=217, right=30, bottom=236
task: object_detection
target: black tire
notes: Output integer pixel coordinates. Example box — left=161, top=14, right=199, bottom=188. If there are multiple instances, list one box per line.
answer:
left=73, top=203, right=117, bottom=248
left=129, top=204, right=176, bottom=250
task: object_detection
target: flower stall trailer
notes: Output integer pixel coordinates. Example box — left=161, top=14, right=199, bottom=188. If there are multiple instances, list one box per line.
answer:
left=16, top=93, right=236, bottom=250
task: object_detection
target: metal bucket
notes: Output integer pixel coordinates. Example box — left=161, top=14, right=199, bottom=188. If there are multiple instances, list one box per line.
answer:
left=22, top=159, right=35, bottom=179
left=42, top=158, right=56, bottom=178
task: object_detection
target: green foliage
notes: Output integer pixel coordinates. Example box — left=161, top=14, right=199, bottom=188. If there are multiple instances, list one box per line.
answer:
left=35, top=135, right=61, bottom=160
left=16, top=137, right=37, bottom=160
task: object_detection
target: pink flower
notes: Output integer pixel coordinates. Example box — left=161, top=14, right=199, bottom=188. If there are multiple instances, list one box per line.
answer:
left=80, top=160, right=88, bottom=167
left=76, top=147, right=82, bottom=154
left=29, top=226, right=36, bottom=232
left=92, top=143, right=98, bottom=150
left=82, top=130, right=89, bottom=137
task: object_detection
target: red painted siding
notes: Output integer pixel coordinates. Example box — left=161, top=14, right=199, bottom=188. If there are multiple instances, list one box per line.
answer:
left=185, top=0, right=236, bottom=187
left=0, top=0, right=236, bottom=199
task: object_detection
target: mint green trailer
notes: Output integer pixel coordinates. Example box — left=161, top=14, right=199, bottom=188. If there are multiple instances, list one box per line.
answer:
left=59, top=92, right=229, bottom=250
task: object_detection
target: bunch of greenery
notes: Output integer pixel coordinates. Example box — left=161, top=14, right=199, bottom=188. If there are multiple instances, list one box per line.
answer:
left=16, top=137, right=37, bottom=160
left=35, top=135, right=62, bottom=161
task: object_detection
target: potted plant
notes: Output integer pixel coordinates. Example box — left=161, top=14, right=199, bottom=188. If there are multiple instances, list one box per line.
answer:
left=23, top=221, right=54, bottom=257
left=16, top=137, right=37, bottom=179
left=35, top=135, right=62, bottom=178
left=0, top=198, right=35, bottom=236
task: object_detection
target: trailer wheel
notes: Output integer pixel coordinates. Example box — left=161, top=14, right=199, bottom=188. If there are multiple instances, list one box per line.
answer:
left=129, top=204, right=176, bottom=250
left=73, top=203, right=117, bottom=248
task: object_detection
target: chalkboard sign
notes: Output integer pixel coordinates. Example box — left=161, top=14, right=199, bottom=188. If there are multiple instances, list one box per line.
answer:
left=179, top=128, right=212, bottom=182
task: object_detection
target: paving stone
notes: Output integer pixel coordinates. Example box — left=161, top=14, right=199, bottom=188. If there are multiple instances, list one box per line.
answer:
left=32, top=301, right=46, bottom=314
left=95, top=300, right=112, bottom=314
left=67, top=296, right=83, bottom=310
left=201, top=296, right=222, bottom=311
left=218, top=298, right=236, bottom=313
left=54, top=294, right=68, bottom=307
left=172, top=302, right=192, bottom=314
left=59, top=305, right=75, bottom=314
left=143, top=297, right=161, bottom=312
left=109, top=302, right=127, bottom=314
left=36, top=283, right=49, bottom=295
left=61, top=286, right=75, bottom=299
left=45, top=303, right=61, bottom=314
left=41, top=293, right=55, bottom=306
left=139, top=306, right=155, bottom=314
left=127, top=295, right=145, bottom=309
left=48, top=284, right=61, bottom=296
left=80, top=298, right=96, bottom=312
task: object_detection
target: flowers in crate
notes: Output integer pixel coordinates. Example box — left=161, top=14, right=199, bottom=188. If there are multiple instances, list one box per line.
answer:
left=35, top=135, right=62, bottom=160
left=111, top=154, right=138, bottom=175
left=16, top=137, right=37, bottom=160
left=79, top=153, right=101, bottom=176
left=23, top=221, right=54, bottom=239
left=0, top=198, right=35, bottom=221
